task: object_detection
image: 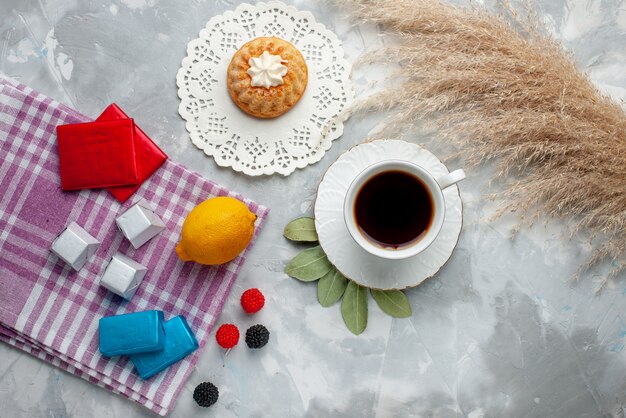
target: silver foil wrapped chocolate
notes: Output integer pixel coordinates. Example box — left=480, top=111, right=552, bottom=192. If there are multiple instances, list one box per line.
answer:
left=116, top=199, right=165, bottom=249
left=99, top=253, right=147, bottom=300
left=50, top=221, right=100, bottom=270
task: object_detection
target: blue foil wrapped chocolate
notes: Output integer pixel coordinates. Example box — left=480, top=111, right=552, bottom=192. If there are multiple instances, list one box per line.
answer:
left=99, top=310, right=165, bottom=357
left=131, top=315, right=198, bottom=379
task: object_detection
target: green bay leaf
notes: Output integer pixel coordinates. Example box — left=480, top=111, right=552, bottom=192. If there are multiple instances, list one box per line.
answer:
left=341, top=281, right=368, bottom=335
left=371, top=289, right=412, bottom=318
left=284, top=245, right=332, bottom=281
left=317, top=268, right=348, bottom=307
left=283, top=217, right=318, bottom=242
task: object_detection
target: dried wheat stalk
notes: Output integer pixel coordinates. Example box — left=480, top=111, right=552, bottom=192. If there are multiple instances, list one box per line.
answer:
left=338, top=0, right=626, bottom=279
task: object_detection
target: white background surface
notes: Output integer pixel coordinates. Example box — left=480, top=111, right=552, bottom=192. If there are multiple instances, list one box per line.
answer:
left=1, top=0, right=625, bottom=417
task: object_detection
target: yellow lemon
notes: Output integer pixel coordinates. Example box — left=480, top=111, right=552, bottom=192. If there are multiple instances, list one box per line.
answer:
left=176, top=196, right=256, bottom=265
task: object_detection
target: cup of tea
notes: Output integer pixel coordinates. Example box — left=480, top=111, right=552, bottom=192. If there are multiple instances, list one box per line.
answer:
left=343, top=160, right=465, bottom=259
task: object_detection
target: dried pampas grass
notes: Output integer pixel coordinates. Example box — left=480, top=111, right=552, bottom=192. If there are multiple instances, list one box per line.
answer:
left=339, top=0, right=626, bottom=279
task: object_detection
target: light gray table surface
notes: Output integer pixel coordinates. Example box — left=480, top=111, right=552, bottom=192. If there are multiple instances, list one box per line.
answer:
left=1, top=0, right=625, bottom=417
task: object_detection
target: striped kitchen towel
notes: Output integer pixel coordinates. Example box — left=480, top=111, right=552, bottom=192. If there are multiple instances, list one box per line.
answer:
left=0, top=76, right=269, bottom=415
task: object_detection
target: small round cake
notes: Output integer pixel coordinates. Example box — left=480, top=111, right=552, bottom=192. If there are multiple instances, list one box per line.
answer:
left=227, top=37, right=308, bottom=119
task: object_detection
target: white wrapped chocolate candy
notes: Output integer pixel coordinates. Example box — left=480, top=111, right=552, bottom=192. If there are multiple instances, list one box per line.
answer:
left=116, top=199, right=165, bottom=249
left=99, top=253, right=147, bottom=300
left=51, top=222, right=100, bottom=271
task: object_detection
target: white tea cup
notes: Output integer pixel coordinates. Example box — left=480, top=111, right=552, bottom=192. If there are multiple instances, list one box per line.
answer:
left=343, top=160, right=465, bottom=259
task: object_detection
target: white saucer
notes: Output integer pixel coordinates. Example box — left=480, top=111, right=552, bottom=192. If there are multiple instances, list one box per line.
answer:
left=314, top=140, right=463, bottom=290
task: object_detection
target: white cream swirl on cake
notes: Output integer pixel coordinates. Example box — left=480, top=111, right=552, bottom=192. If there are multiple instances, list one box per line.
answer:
left=247, top=51, right=288, bottom=89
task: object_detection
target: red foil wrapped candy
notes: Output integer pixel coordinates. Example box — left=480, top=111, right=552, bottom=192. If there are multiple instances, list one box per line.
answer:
left=97, top=104, right=167, bottom=203
left=56, top=119, right=139, bottom=190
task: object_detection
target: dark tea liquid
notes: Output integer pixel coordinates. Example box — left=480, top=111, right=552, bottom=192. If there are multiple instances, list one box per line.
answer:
left=354, top=170, right=434, bottom=248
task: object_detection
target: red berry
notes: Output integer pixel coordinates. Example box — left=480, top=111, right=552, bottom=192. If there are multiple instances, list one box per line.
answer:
left=240, top=288, right=265, bottom=314
left=215, top=324, right=239, bottom=349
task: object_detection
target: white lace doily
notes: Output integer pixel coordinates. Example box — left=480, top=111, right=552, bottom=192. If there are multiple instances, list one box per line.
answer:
left=176, top=1, right=354, bottom=176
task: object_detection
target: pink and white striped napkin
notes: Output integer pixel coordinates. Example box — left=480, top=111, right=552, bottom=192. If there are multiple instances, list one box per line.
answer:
left=0, top=76, right=269, bottom=415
